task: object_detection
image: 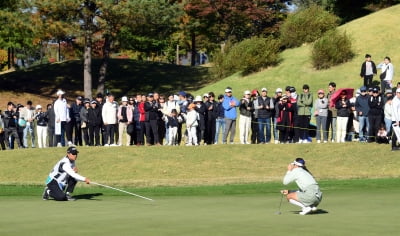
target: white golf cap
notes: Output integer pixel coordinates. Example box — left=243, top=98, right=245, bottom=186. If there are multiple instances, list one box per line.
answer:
left=244, top=90, right=251, bottom=95
left=194, top=95, right=202, bottom=102
left=261, top=88, right=267, bottom=92
left=121, top=96, right=128, bottom=102
left=276, top=88, right=283, bottom=93
left=35, top=104, right=42, bottom=109
left=203, top=93, right=209, bottom=97
left=56, top=90, right=65, bottom=96
left=225, top=88, right=232, bottom=93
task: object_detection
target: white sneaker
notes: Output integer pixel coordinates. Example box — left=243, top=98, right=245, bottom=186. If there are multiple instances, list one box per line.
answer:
left=311, top=206, right=317, bottom=212
left=67, top=141, right=73, bottom=147
left=317, top=140, right=321, bottom=143
left=303, top=139, right=309, bottom=143
left=299, top=139, right=303, bottom=144
left=323, top=141, right=327, bottom=143
left=57, top=143, right=62, bottom=147
left=274, top=140, right=279, bottom=144
left=110, top=143, right=118, bottom=147
left=299, top=206, right=312, bottom=215
left=104, top=144, right=110, bottom=147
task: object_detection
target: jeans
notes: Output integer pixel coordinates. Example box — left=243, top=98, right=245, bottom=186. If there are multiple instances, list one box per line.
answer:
left=273, top=117, right=279, bottom=141
left=316, top=115, right=327, bottom=141
left=358, top=116, right=368, bottom=141
left=384, top=118, right=392, bottom=137
left=215, top=118, right=225, bottom=143
left=258, top=117, right=271, bottom=143
left=23, top=122, right=35, bottom=148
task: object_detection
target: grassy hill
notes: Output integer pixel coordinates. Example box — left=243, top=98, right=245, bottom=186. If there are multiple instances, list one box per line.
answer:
left=193, top=4, right=400, bottom=96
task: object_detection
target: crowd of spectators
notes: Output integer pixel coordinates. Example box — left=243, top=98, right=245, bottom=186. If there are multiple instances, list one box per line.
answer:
left=1, top=54, right=400, bottom=151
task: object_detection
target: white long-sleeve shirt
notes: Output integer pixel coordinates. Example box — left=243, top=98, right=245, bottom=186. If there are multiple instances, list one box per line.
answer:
left=102, top=101, right=117, bottom=124
left=186, top=110, right=198, bottom=128
left=378, top=62, right=394, bottom=82
left=283, top=167, right=318, bottom=191
left=392, top=96, right=400, bottom=122
left=54, top=98, right=70, bottom=122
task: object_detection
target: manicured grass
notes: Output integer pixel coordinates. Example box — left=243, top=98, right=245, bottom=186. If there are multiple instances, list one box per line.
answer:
left=1, top=179, right=399, bottom=236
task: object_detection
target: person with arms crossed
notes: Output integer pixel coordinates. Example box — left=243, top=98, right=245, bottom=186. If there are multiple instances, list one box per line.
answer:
left=281, top=158, right=322, bottom=215
left=42, top=146, right=90, bottom=201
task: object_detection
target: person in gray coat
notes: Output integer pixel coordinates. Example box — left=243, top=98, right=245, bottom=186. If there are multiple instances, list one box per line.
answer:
left=314, top=89, right=328, bottom=143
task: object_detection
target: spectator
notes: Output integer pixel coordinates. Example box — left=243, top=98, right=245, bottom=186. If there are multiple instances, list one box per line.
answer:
left=2, top=102, right=22, bottom=149
left=194, top=95, right=207, bottom=145
left=239, top=90, right=253, bottom=144
left=297, top=84, right=313, bottom=143
left=222, top=87, right=240, bottom=144
left=376, top=124, right=389, bottom=144
left=205, top=92, right=216, bottom=145
left=157, top=95, right=166, bottom=145
left=286, top=86, right=298, bottom=143
left=88, top=100, right=102, bottom=146
left=20, top=100, right=36, bottom=148
left=391, top=88, right=400, bottom=151
left=163, top=94, right=180, bottom=145
left=384, top=94, right=393, bottom=140
left=327, top=82, right=337, bottom=142
left=214, top=94, right=225, bottom=144
left=335, top=90, right=351, bottom=143
left=276, top=95, right=294, bottom=144
left=35, top=104, right=48, bottom=148
left=355, top=86, right=370, bottom=142
left=70, top=96, right=84, bottom=146
left=0, top=110, right=5, bottom=150
left=138, top=95, right=147, bottom=146
left=360, top=54, right=377, bottom=88
left=80, top=99, right=90, bottom=146
left=166, top=109, right=179, bottom=145
left=273, top=88, right=283, bottom=144
left=102, top=94, right=118, bottom=146
left=144, top=93, right=160, bottom=146
left=314, top=89, right=328, bottom=143
left=250, top=89, right=260, bottom=144
left=377, top=56, right=394, bottom=91
left=255, top=88, right=274, bottom=144
left=47, top=103, right=56, bottom=147
left=368, top=87, right=384, bottom=143
left=54, top=90, right=70, bottom=147
left=117, top=96, right=133, bottom=146
left=186, top=103, right=198, bottom=146
left=95, top=93, right=105, bottom=145
left=177, top=91, right=188, bottom=145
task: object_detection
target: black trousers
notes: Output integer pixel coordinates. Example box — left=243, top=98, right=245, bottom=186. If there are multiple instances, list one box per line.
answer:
left=0, top=132, right=6, bottom=150
left=73, top=121, right=82, bottom=146
left=4, top=127, right=22, bottom=148
left=298, top=115, right=311, bottom=140
left=47, top=177, right=77, bottom=201
left=206, top=118, right=216, bottom=144
left=89, top=125, right=101, bottom=146
left=363, top=75, right=373, bottom=88
left=47, top=127, right=56, bottom=147
left=368, top=115, right=382, bottom=142
left=104, top=124, right=116, bottom=145
left=145, top=120, right=159, bottom=144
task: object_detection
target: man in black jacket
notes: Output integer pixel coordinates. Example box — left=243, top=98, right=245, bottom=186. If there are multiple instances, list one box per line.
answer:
left=144, top=93, right=160, bottom=145
left=2, top=102, right=23, bottom=149
left=360, top=54, right=377, bottom=88
left=368, top=86, right=384, bottom=142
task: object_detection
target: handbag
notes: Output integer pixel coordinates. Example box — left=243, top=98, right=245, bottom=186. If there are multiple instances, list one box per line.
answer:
left=81, top=121, right=87, bottom=128
left=127, top=123, right=134, bottom=135
left=380, top=66, right=388, bottom=80
left=18, top=118, right=26, bottom=127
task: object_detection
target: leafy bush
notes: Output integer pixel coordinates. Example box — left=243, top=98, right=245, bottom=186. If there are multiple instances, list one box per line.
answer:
left=212, top=37, right=280, bottom=78
left=280, top=5, right=340, bottom=48
left=311, top=30, right=354, bottom=70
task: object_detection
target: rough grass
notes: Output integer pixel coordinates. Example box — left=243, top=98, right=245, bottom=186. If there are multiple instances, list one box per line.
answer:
left=0, top=143, right=398, bottom=187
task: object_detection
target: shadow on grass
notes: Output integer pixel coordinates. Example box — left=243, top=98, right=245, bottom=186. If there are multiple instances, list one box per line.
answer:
left=73, top=193, right=103, bottom=200
left=0, top=59, right=212, bottom=99
left=290, top=209, right=329, bottom=215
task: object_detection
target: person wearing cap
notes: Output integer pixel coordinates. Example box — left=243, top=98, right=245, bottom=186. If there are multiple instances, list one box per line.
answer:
left=35, top=104, right=49, bottom=148
left=69, top=96, right=84, bottom=147
left=391, top=88, right=400, bottom=151
left=377, top=56, right=394, bottom=91
left=355, top=86, right=370, bottom=142
left=144, top=93, right=161, bottom=146
left=326, top=82, right=337, bottom=142
left=314, top=89, right=328, bottom=143
left=238, top=90, right=253, bottom=144
left=276, top=95, right=295, bottom=143
left=214, top=94, right=225, bottom=144
left=54, top=89, right=70, bottom=147
left=117, top=96, right=133, bottom=146
left=368, top=86, right=384, bottom=142
left=296, top=84, right=313, bottom=143
left=102, top=94, right=118, bottom=146
left=19, top=100, right=36, bottom=148
left=255, top=87, right=274, bottom=144
left=186, top=103, right=199, bottom=145
left=360, top=54, right=377, bottom=88
left=79, top=99, right=91, bottom=146
left=222, top=87, right=240, bottom=144
left=281, top=158, right=322, bottom=215
left=42, top=147, right=91, bottom=201
left=2, top=102, right=23, bottom=149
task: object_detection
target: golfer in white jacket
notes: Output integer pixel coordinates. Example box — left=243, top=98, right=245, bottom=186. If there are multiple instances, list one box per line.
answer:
left=42, top=147, right=90, bottom=201
left=281, top=158, right=322, bottom=215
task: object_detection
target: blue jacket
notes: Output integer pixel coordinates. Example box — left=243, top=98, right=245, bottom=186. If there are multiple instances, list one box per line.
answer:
left=222, top=95, right=239, bottom=119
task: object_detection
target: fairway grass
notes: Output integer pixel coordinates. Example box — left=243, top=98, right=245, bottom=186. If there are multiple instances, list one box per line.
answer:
left=1, top=180, right=399, bottom=236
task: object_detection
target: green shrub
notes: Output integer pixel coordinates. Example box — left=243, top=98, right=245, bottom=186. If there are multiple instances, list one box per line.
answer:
left=311, top=30, right=354, bottom=70
left=212, top=37, right=280, bottom=78
left=280, top=5, right=340, bottom=48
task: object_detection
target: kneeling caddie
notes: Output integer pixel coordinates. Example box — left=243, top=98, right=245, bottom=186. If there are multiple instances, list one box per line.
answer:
left=42, top=147, right=90, bottom=201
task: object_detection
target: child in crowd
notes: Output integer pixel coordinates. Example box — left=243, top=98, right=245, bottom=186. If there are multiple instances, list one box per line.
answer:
left=376, top=124, right=389, bottom=144
left=167, top=109, right=179, bottom=145
left=186, top=104, right=198, bottom=146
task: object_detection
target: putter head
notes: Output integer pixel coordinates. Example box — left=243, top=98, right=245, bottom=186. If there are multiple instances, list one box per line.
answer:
left=275, top=211, right=282, bottom=215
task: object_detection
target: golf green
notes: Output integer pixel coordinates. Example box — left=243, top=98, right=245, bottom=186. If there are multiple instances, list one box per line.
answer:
left=0, top=186, right=398, bottom=235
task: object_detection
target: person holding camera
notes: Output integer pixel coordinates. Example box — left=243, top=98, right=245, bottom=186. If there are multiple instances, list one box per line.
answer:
left=144, top=93, right=161, bottom=145
left=2, top=102, right=23, bottom=149
left=314, top=89, right=328, bottom=143
left=281, top=158, right=322, bottom=215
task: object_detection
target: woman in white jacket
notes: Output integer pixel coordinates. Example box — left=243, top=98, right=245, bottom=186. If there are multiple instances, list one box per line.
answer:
left=186, top=103, right=198, bottom=146
left=378, top=56, right=394, bottom=90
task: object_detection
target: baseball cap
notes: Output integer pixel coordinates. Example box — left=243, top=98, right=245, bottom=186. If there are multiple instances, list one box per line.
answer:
left=203, top=93, right=209, bottom=98
left=194, top=96, right=202, bottom=102
left=317, top=89, right=324, bottom=94
left=35, top=105, right=42, bottom=109
left=289, top=87, right=296, bottom=93
left=121, top=96, right=128, bottom=102
left=372, top=87, right=380, bottom=93
left=147, top=93, right=154, bottom=97
left=178, top=91, right=187, bottom=97
left=261, top=88, right=267, bottom=92
left=76, top=96, right=83, bottom=101
left=90, top=100, right=97, bottom=104
left=385, top=89, right=393, bottom=94
left=275, top=88, right=283, bottom=93
left=360, top=86, right=367, bottom=92
left=67, top=146, right=79, bottom=155
left=225, top=88, right=232, bottom=93
left=56, top=90, right=65, bottom=96
left=244, top=90, right=251, bottom=95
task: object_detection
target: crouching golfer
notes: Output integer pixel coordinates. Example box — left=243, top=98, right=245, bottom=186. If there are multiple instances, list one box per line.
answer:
left=42, top=146, right=90, bottom=201
left=281, top=158, right=322, bottom=215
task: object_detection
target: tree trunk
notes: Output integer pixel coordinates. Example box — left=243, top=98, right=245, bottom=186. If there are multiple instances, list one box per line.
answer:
left=97, top=35, right=111, bottom=95
left=84, top=33, right=92, bottom=99
left=191, top=32, right=196, bottom=66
